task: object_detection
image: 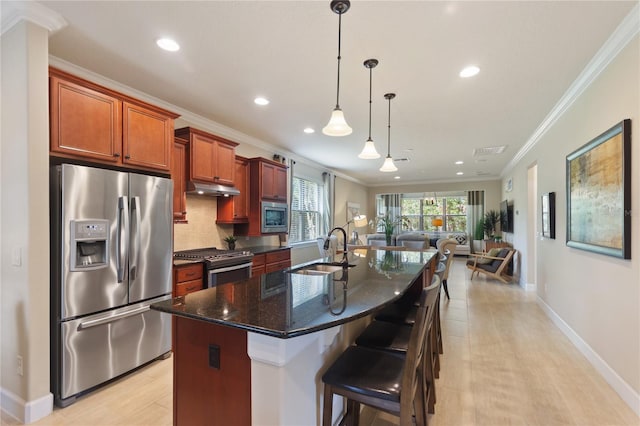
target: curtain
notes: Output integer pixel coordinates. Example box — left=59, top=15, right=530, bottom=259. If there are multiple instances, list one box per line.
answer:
left=467, top=190, right=484, bottom=251
left=288, top=159, right=295, bottom=235
left=322, top=171, right=333, bottom=235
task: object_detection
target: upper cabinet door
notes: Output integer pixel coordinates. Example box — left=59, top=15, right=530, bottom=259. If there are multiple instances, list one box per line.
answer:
left=190, top=133, right=216, bottom=182
left=273, top=165, right=288, bottom=200
left=50, top=75, right=122, bottom=163
left=122, top=101, right=173, bottom=172
left=214, top=141, right=235, bottom=186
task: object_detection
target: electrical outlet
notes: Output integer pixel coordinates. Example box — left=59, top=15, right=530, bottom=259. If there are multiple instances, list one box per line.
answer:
left=17, top=355, right=23, bottom=376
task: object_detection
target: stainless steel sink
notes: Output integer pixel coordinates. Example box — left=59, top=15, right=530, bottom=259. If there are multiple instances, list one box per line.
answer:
left=287, top=262, right=354, bottom=275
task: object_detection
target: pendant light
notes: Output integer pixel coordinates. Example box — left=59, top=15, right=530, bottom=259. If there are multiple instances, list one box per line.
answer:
left=358, top=59, right=380, bottom=159
left=322, top=0, right=352, bottom=137
left=379, top=93, right=398, bottom=172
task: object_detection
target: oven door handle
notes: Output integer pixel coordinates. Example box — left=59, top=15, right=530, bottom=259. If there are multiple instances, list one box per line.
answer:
left=209, top=262, right=253, bottom=274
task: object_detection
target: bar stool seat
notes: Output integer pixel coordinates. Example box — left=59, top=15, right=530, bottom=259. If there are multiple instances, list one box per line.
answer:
left=355, top=320, right=411, bottom=352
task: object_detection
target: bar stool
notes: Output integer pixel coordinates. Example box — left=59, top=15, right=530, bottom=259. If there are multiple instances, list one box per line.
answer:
left=355, top=275, right=441, bottom=415
left=321, top=281, right=440, bottom=426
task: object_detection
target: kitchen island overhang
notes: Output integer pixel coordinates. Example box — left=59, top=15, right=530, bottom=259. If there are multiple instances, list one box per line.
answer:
left=152, top=248, right=438, bottom=425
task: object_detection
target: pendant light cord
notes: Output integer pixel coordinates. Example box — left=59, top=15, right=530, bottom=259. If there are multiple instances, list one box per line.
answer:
left=367, top=66, right=372, bottom=139
left=386, top=96, right=392, bottom=156
left=335, top=12, right=342, bottom=109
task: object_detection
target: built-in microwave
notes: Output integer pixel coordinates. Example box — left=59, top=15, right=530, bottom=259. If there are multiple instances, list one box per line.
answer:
left=261, top=201, right=288, bottom=234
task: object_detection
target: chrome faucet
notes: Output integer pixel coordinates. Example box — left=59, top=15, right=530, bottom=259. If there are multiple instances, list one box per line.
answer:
left=324, top=227, right=349, bottom=264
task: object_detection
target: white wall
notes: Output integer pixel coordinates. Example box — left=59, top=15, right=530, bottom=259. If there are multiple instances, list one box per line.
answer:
left=1, top=20, right=53, bottom=422
left=508, top=34, right=639, bottom=400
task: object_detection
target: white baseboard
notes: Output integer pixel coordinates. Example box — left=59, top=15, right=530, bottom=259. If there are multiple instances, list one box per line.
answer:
left=1, top=387, right=53, bottom=424
left=522, top=281, right=536, bottom=291
left=537, top=297, right=640, bottom=417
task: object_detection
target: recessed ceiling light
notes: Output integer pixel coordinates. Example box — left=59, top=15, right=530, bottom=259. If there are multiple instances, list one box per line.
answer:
left=394, top=176, right=401, bottom=180
left=156, top=38, right=180, bottom=52
left=303, top=127, right=315, bottom=134
left=459, top=65, right=480, bottom=78
left=455, top=160, right=464, bottom=165
left=456, top=171, right=464, bottom=176
left=254, top=97, right=269, bottom=106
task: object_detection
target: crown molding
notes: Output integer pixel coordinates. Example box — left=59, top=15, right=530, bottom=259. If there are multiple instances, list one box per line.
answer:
left=1, top=1, right=67, bottom=36
left=502, top=3, right=639, bottom=176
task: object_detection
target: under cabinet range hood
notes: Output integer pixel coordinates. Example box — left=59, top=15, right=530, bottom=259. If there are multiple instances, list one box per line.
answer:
left=187, top=181, right=240, bottom=197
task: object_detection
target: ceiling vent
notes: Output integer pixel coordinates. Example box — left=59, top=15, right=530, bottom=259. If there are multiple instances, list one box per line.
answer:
left=395, top=157, right=410, bottom=162
left=473, top=145, right=507, bottom=156
left=475, top=170, right=491, bottom=176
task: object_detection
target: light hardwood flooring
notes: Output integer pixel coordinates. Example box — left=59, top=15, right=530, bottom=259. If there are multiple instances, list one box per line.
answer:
left=3, top=258, right=638, bottom=425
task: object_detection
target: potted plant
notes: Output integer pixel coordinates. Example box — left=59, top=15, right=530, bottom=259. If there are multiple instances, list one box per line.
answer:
left=483, top=210, right=501, bottom=240
left=369, top=214, right=410, bottom=246
left=223, top=235, right=237, bottom=250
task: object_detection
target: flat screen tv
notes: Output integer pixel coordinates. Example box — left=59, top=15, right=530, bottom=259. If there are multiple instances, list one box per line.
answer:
left=501, top=200, right=514, bottom=233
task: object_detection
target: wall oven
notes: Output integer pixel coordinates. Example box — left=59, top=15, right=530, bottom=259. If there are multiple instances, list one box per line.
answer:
left=261, top=201, right=288, bottom=234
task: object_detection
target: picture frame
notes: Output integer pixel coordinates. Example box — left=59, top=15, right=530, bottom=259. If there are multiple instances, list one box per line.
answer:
left=566, top=119, right=631, bottom=259
left=541, top=192, right=556, bottom=239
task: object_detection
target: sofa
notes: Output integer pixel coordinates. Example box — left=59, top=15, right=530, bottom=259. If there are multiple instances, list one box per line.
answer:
left=366, top=231, right=471, bottom=256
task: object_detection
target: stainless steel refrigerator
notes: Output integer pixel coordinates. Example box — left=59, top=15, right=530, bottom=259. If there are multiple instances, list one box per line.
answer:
left=50, top=163, right=173, bottom=407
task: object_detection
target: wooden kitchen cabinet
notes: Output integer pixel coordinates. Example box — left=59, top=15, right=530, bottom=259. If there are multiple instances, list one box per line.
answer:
left=49, top=68, right=178, bottom=173
left=172, top=137, right=188, bottom=222
left=251, top=254, right=266, bottom=277
left=173, top=263, right=204, bottom=297
left=216, top=156, right=249, bottom=223
left=175, top=127, right=237, bottom=187
left=252, top=249, right=291, bottom=277
left=235, top=157, right=288, bottom=236
left=251, top=158, right=287, bottom=201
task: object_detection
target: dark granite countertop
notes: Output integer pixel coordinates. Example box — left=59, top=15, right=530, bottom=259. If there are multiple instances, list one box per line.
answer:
left=153, top=248, right=437, bottom=339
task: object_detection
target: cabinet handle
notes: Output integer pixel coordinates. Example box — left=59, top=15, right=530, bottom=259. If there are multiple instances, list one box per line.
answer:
left=125, top=155, right=131, bottom=159
left=214, top=176, right=220, bottom=180
left=114, top=153, right=120, bottom=158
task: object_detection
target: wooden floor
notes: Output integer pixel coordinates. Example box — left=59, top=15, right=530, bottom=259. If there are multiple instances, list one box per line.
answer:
left=2, top=258, right=638, bottom=425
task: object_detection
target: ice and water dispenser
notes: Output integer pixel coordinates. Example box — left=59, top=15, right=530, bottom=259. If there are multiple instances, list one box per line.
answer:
left=69, top=219, right=109, bottom=271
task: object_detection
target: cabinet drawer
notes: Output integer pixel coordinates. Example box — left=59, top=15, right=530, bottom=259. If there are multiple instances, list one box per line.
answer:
left=265, top=249, right=290, bottom=264
left=252, top=254, right=266, bottom=267
left=175, top=279, right=203, bottom=296
left=265, top=260, right=290, bottom=273
left=252, top=265, right=266, bottom=277
left=175, top=264, right=203, bottom=282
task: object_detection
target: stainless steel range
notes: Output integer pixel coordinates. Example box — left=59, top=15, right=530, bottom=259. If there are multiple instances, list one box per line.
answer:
left=174, top=248, right=254, bottom=287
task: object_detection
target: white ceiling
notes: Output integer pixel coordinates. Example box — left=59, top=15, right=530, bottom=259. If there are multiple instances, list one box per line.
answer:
left=43, top=1, right=635, bottom=185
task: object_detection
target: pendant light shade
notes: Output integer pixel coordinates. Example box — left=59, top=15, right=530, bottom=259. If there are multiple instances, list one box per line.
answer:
left=380, top=155, right=398, bottom=172
left=323, top=0, right=352, bottom=137
left=379, top=93, right=397, bottom=172
left=358, top=58, right=380, bottom=159
left=323, top=108, right=351, bottom=136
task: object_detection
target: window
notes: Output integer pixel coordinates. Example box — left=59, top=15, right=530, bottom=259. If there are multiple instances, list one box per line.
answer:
left=377, top=192, right=468, bottom=233
left=290, top=177, right=324, bottom=243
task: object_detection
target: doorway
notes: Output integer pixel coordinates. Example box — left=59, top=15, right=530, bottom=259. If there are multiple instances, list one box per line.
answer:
left=526, top=163, right=537, bottom=291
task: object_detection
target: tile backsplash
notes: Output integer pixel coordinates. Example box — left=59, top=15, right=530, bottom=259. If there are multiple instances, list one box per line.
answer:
left=173, top=195, right=279, bottom=251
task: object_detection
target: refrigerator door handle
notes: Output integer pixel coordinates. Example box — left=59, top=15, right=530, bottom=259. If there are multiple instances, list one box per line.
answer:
left=130, top=196, right=141, bottom=281
left=77, top=305, right=150, bottom=330
left=117, top=196, right=129, bottom=283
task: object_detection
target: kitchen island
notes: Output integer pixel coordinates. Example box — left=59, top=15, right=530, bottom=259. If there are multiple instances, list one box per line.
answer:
left=152, top=247, right=437, bottom=425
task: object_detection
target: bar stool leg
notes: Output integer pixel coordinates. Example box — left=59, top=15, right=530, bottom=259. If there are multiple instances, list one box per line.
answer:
left=323, top=385, right=333, bottom=426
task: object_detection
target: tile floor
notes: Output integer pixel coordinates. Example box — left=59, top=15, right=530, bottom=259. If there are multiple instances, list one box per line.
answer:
left=2, top=258, right=638, bottom=425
